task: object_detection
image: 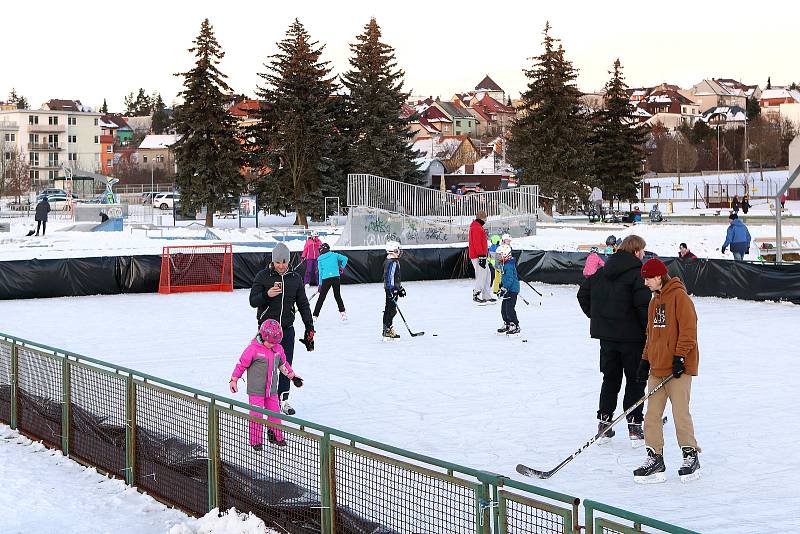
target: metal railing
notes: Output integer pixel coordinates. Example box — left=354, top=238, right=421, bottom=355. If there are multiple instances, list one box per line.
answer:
left=0, top=331, right=699, bottom=534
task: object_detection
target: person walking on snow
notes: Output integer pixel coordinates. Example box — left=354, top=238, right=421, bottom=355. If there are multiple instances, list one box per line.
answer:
left=229, top=319, right=304, bottom=449
left=302, top=231, right=322, bottom=287
left=721, top=213, right=751, bottom=261
left=577, top=235, right=651, bottom=447
left=731, top=195, right=740, bottom=214
left=382, top=240, right=405, bottom=340
left=468, top=210, right=495, bottom=304
left=633, top=258, right=701, bottom=483
left=312, top=243, right=348, bottom=322
left=249, top=242, right=315, bottom=416
left=34, top=195, right=50, bottom=236
left=496, top=244, right=521, bottom=336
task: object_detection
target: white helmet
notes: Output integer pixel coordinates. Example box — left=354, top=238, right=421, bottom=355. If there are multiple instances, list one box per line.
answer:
left=385, top=240, right=401, bottom=253
left=501, top=233, right=512, bottom=243
left=497, top=244, right=512, bottom=258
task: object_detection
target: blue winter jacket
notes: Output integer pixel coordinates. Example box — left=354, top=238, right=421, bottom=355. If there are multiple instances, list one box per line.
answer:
left=317, top=251, right=348, bottom=283
left=500, top=257, right=520, bottom=293
left=722, top=219, right=751, bottom=253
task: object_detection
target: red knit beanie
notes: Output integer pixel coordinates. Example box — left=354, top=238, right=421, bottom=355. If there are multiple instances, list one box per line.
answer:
left=641, top=258, right=668, bottom=278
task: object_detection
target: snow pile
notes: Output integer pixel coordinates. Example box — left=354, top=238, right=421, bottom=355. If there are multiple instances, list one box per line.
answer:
left=169, top=508, right=275, bottom=534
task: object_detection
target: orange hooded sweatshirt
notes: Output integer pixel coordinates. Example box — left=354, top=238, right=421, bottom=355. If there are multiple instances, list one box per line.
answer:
left=642, top=277, right=699, bottom=376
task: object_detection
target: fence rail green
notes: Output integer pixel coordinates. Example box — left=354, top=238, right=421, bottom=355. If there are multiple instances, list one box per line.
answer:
left=0, top=332, right=699, bottom=533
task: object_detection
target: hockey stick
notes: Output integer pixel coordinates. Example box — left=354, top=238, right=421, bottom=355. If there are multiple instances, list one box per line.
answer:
left=523, top=280, right=553, bottom=297
left=308, top=290, right=320, bottom=303
left=499, top=292, right=534, bottom=306
left=517, top=374, right=674, bottom=479
left=393, top=300, right=425, bottom=337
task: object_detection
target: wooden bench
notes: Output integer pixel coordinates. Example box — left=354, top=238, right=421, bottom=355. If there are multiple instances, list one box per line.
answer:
left=755, top=236, right=800, bottom=262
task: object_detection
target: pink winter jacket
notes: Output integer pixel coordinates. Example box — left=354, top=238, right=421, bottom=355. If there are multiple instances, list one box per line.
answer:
left=583, top=252, right=605, bottom=278
left=302, top=237, right=322, bottom=260
left=231, top=337, right=295, bottom=397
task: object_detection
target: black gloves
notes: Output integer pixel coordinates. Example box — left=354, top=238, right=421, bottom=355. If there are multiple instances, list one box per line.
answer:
left=300, top=327, right=315, bottom=351
left=393, top=287, right=406, bottom=298
left=292, top=376, right=304, bottom=387
left=478, top=257, right=487, bottom=269
left=498, top=287, right=508, bottom=298
left=637, top=360, right=651, bottom=382
left=672, top=356, right=685, bottom=378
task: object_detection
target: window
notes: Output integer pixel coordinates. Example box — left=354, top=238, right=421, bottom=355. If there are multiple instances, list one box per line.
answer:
left=94, top=118, right=99, bottom=126
left=68, top=153, right=77, bottom=161
left=48, top=116, right=59, bottom=125
left=29, top=170, right=39, bottom=181
left=68, top=135, right=76, bottom=143
left=48, top=134, right=59, bottom=146
left=142, top=155, right=148, bottom=163
left=28, top=115, right=38, bottom=125
left=155, top=154, right=164, bottom=163
left=3, top=133, right=14, bottom=142
left=456, top=120, right=462, bottom=127
left=68, top=117, right=77, bottom=125
left=48, top=170, right=57, bottom=179
left=443, top=125, right=450, bottom=132
left=29, top=133, right=39, bottom=144
left=94, top=136, right=99, bottom=144
left=4, top=152, right=11, bottom=161
left=48, top=153, right=59, bottom=167
left=106, top=145, right=112, bottom=153
left=29, top=152, right=39, bottom=166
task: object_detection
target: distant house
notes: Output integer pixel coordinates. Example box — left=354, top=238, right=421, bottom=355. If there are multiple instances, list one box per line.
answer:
left=103, top=114, right=133, bottom=145
left=698, top=105, right=747, bottom=130
left=431, top=101, right=477, bottom=137
left=42, top=99, right=93, bottom=112
left=469, top=94, right=515, bottom=136
left=759, top=88, right=800, bottom=118
left=415, top=157, right=448, bottom=187
left=474, top=74, right=506, bottom=104
left=690, top=79, right=748, bottom=113
left=418, top=104, right=454, bottom=135
left=637, top=90, right=700, bottom=129
left=136, top=134, right=180, bottom=170
left=412, top=135, right=479, bottom=173
left=98, top=116, right=117, bottom=175
left=714, top=78, right=761, bottom=100
left=228, top=99, right=266, bottom=129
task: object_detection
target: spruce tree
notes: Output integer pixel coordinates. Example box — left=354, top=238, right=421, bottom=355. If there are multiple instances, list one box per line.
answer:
left=172, top=18, right=244, bottom=227
left=507, top=22, right=593, bottom=211
left=249, top=19, right=337, bottom=227
left=340, top=17, right=421, bottom=184
left=100, top=99, right=108, bottom=114
left=151, top=93, right=169, bottom=134
left=591, top=59, right=648, bottom=207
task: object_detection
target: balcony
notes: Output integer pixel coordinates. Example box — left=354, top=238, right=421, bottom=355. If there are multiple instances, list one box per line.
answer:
left=27, top=123, right=65, bottom=133
left=39, top=163, right=63, bottom=170
left=0, top=121, right=18, bottom=130
left=99, top=134, right=113, bottom=144
left=28, top=143, right=63, bottom=151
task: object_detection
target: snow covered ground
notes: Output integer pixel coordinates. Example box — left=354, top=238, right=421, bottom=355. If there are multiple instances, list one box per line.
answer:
left=1, top=280, right=799, bottom=532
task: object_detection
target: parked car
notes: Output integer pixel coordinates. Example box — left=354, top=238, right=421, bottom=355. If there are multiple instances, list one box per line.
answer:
left=153, top=192, right=180, bottom=210
left=459, top=182, right=484, bottom=194
left=36, top=188, right=67, bottom=201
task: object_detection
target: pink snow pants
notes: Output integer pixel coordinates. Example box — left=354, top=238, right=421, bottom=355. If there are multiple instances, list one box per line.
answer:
left=248, top=394, right=283, bottom=445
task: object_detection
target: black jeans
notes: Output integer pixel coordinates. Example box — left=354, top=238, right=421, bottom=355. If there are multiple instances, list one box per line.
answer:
left=501, top=292, right=518, bottom=324
left=383, top=290, right=397, bottom=327
left=598, top=340, right=646, bottom=423
left=36, top=220, right=47, bottom=235
left=313, top=276, right=345, bottom=316
left=277, top=325, right=296, bottom=398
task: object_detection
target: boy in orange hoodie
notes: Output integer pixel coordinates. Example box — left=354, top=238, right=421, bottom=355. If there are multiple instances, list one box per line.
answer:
left=634, top=258, right=701, bottom=483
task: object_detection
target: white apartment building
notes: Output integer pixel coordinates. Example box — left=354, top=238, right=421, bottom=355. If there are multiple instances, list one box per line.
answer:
left=0, top=108, right=101, bottom=190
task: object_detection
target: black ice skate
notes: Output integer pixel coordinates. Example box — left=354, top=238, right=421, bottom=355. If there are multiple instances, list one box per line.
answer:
left=633, top=447, right=666, bottom=484
left=628, top=419, right=644, bottom=448
left=382, top=325, right=400, bottom=341
left=267, top=429, right=287, bottom=447
left=497, top=323, right=511, bottom=335
left=678, top=446, right=700, bottom=482
left=473, top=293, right=487, bottom=305
left=596, top=413, right=615, bottom=443
left=279, top=392, right=295, bottom=416
left=251, top=444, right=263, bottom=452
left=485, top=296, right=498, bottom=305
left=506, top=322, right=521, bottom=337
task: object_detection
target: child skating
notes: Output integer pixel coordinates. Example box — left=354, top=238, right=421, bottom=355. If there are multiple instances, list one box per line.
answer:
left=229, top=319, right=304, bottom=449
left=382, top=239, right=406, bottom=340
left=496, top=244, right=521, bottom=336
left=313, top=243, right=349, bottom=322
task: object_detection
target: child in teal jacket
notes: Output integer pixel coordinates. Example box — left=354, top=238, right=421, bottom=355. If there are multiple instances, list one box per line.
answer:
left=312, top=243, right=349, bottom=321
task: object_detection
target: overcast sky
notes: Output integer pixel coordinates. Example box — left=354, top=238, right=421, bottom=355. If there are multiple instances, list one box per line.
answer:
left=2, top=0, right=798, bottom=112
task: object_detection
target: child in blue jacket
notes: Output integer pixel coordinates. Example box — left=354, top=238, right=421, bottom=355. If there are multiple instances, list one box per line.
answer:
left=312, top=243, right=349, bottom=321
left=496, top=244, right=521, bottom=335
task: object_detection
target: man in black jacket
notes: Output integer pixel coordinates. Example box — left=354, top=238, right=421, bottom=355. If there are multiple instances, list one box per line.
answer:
left=577, top=234, right=652, bottom=446
left=249, top=242, right=315, bottom=416
left=34, top=196, right=50, bottom=236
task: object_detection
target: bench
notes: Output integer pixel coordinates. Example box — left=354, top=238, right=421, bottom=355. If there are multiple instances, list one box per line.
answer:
left=755, top=236, right=800, bottom=262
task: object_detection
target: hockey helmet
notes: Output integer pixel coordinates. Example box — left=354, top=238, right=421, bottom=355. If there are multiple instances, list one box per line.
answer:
left=606, top=235, right=617, bottom=246
left=501, top=233, right=512, bottom=243
left=259, top=319, right=283, bottom=345
left=385, top=240, right=401, bottom=254
left=490, top=234, right=501, bottom=245
left=319, top=242, right=331, bottom=254
left=497, top=244, right=513, bottom=261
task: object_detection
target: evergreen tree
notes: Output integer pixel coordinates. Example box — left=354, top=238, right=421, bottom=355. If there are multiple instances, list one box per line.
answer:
left=151, top=93, right=169, bottom=134
left=340, top=17, right=421, bottom=184
left=591, top=59, right=648, bottom=207
left=766, top=77, right=772, bottom=90
left=8, top=88, right=28, bottom=109
left=100, top=99, right=108, bottom=114
left=746, top=96, right=761, bottom=121
left=507, top=22, right=593, bottom=211
left=124, top=88, right=151, bottom=115
left=172, top=18, right=245, bottom=227
left=249, top=19, right=338, bottom=227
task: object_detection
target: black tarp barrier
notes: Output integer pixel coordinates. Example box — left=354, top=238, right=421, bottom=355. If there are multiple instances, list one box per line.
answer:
left=1, top=248, right=798, bottom=304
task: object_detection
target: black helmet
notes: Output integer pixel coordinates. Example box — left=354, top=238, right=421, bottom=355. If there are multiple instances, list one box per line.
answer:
left=606, top=235, right=617, bottom=246
left=318, top=242, right=330, bottom=254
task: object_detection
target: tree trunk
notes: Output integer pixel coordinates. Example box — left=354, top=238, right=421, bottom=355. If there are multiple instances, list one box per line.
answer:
left=205, top=206, right=214, bottom=227
left=294, top=209, right=308, bottom=228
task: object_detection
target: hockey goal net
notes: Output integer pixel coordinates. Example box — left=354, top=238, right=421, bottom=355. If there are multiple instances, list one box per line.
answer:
left=158, top=244, right=234, bottom=294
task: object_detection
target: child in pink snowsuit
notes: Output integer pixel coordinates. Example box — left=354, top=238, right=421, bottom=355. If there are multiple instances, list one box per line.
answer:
left=229, top=319, right=303, bottom=449
left=302, top=232, right=322, bottom=286
left=583, top=247, right=606, bottom=278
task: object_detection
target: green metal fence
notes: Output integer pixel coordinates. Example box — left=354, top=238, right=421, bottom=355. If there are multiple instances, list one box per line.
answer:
left=0, top=332, right=700, bottom=533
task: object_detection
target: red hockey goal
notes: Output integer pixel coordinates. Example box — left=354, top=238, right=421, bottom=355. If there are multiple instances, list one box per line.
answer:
left=158, top=244, right=234, bottom=294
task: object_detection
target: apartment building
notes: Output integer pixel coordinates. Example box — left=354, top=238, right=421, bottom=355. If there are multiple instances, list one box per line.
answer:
left=0, top=108, right=102, bottom=190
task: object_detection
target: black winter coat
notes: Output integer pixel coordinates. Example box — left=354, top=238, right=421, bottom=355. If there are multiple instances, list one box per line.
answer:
left=249, top=264, right=314, bottom=331
left=577, top=250, right=651, bottom=343
left=35, top=199, right=50, bottom=222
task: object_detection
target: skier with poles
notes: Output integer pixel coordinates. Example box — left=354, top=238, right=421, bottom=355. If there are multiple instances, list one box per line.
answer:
left=312, top=243, right=348, bottom=322
left=496, top=244, right=521, bottom=336
left=633, top=258, right=701, bottom=483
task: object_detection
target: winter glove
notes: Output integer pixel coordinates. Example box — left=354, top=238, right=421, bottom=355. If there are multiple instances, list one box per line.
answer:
left=291, top=376, right=304, bottom=388
left=478, top=257, right=487, bottom=269
left=498, top=287, right=508, bottom=298
left=672, top=355, right=685, bottom=378
left=721, top=246, right=726, bottom=254
left=300, top=327, right=315, bottom=352
left=339, top=267, right=344, bottom=274
left=393, top=287, right=406, bottom=298
left=636, top=360, right=650, bottom=382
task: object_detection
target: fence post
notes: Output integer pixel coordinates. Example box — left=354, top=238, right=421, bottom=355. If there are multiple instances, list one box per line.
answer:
left=476, top=482, right=491, bottom=534
left=324, top=439, right=337, bottom=534
left=125, top=375, right=136, bottom=486
left=10, top=341, right=18, bottom=430
left=61, top=356, right=71, bottom=455
left=207, top=400, right=219, bottom=512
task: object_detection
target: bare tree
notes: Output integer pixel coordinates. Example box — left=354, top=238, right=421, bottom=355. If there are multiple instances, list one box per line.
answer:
left=4, top=144, right=31, bottom=203
left=747, top=116, right=782, bottom=179
left=661, top=133, right=699, bottom=175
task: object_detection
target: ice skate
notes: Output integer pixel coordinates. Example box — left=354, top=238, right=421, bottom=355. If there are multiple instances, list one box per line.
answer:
left=382, top=325, right=400, bottom=341
left=497, top=323, right=510, bottom=335
left=628, top=421, right=645, bottom=448
left=678, top=446, right=700, bottom=482
left=506, top=322, right=521, bottom=337
left=596, top=413, right=615, bottom=444
left=267, top=429, right=287, bottom=447
left=340, top=311, right=348, bottom=322
left=251, top=443, right=263, bottom=452
left=633, top=447, right=667, bottom=484
left=473, top=293, right=487, bottom=305
left=485, top=296, right=498, bottom=305
left=279, top=392, right=295, bottom=416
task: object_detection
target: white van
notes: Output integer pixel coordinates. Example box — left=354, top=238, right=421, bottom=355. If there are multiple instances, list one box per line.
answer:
left=153, top=192, right=180, bottom=210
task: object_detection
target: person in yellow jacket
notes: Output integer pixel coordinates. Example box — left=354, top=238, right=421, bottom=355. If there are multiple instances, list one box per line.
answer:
left=633, top=258, right=701, bottom=483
